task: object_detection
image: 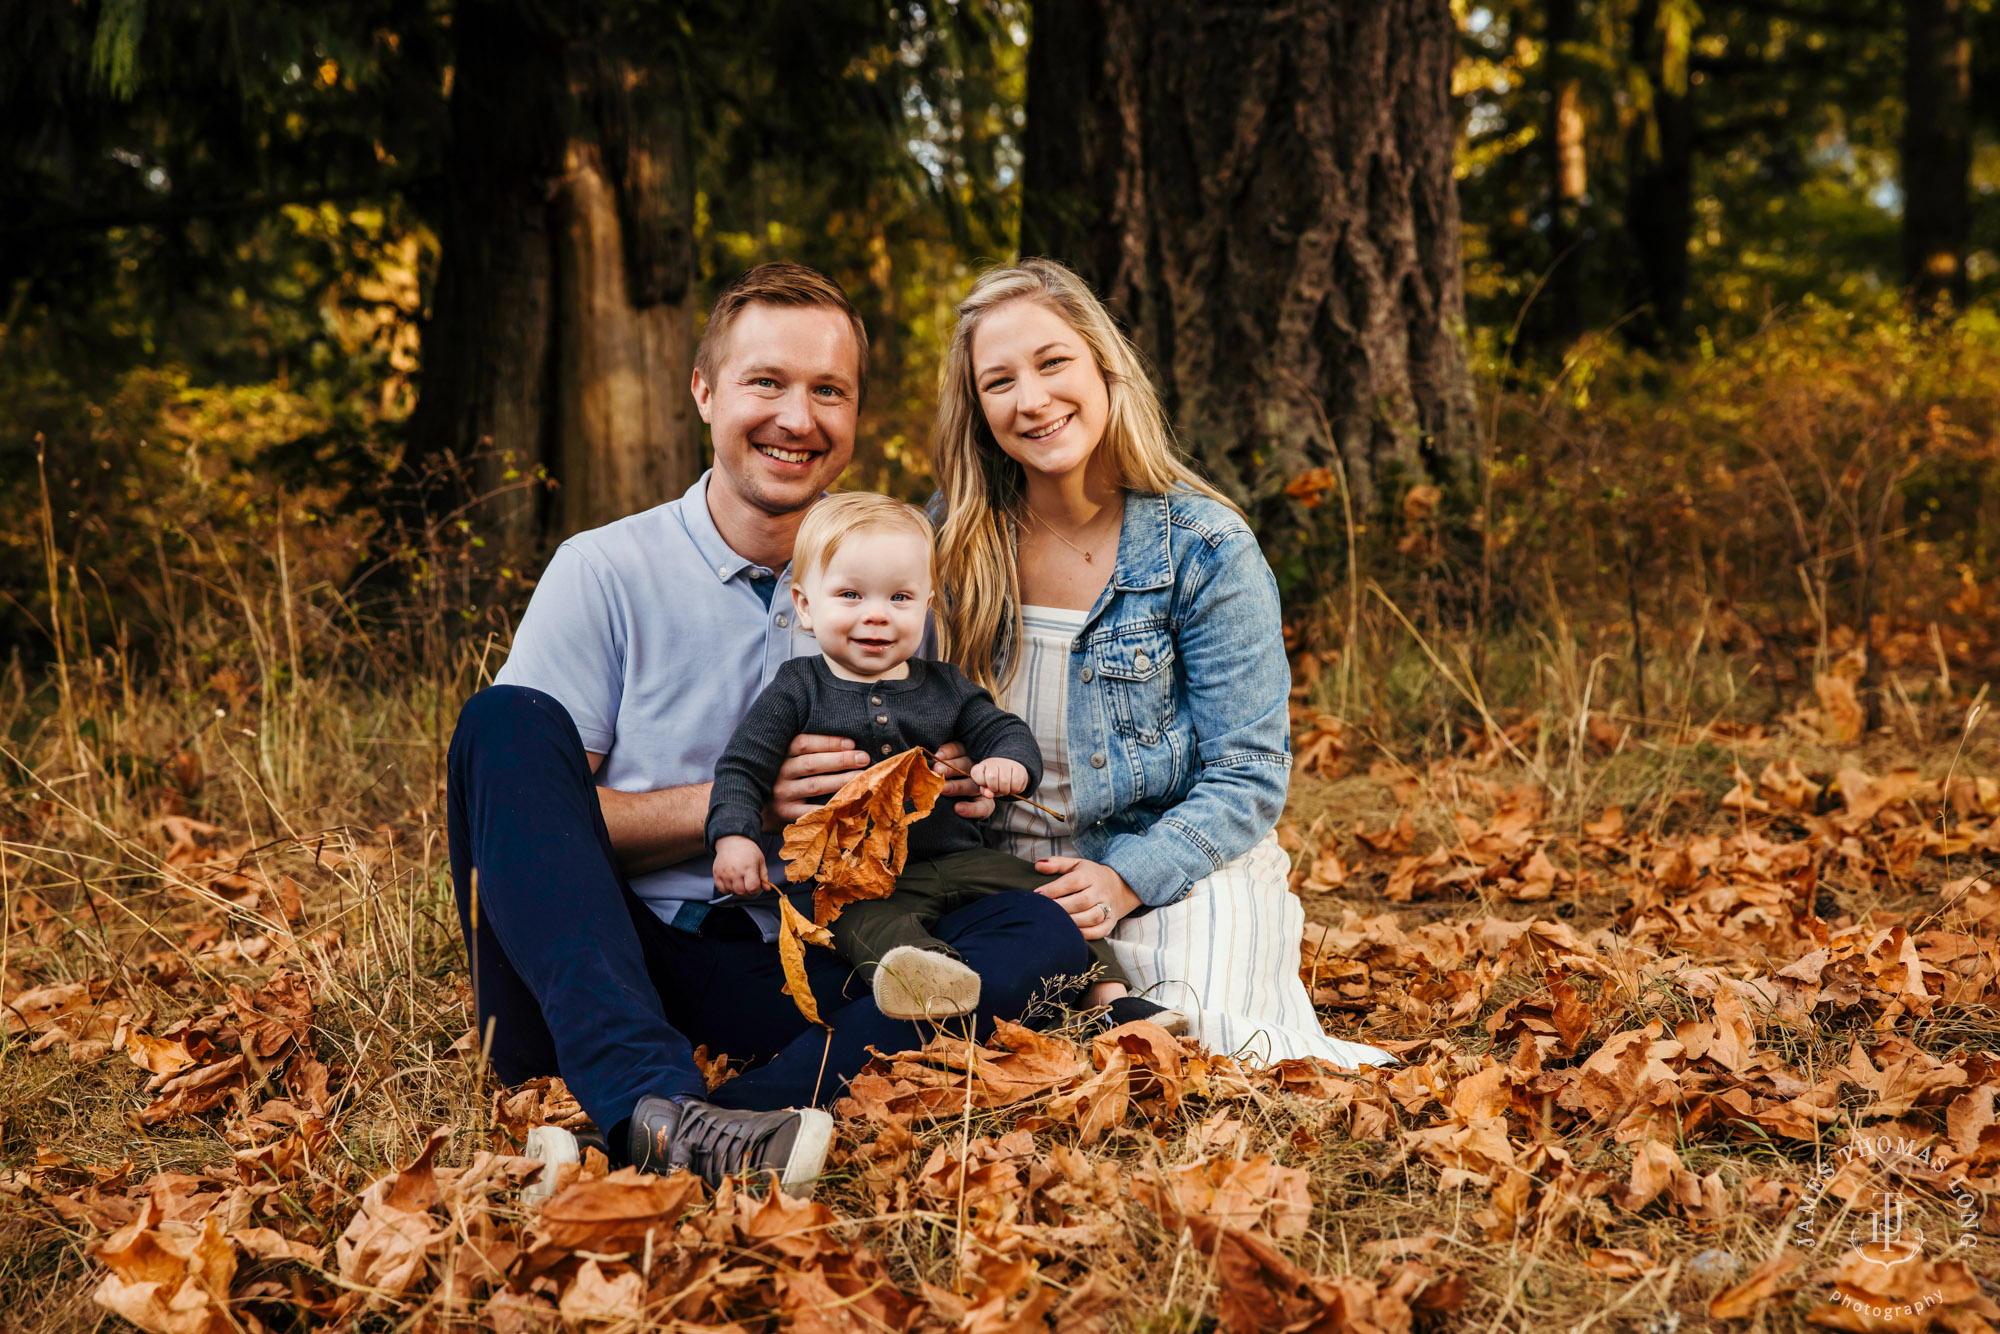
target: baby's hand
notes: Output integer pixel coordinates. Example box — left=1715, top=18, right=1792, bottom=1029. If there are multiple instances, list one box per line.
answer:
left=712, top=836, right=773, bottom=897
left=968, top=757, right=1029, bottom=798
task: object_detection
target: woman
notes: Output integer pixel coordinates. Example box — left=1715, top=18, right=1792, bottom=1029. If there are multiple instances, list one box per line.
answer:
left=932, top=259, right=1392, bottom=1069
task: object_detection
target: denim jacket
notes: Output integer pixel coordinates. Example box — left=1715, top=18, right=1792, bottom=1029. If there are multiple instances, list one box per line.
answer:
left=1012, top=489, right=1292, bottom=907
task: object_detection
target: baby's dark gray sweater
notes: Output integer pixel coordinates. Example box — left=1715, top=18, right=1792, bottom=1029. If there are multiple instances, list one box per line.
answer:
left=705, top=656, right=1043, bottom=863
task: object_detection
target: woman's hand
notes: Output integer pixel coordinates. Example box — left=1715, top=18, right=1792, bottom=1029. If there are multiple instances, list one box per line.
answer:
left=1034, top=857, right=1141, bottom=940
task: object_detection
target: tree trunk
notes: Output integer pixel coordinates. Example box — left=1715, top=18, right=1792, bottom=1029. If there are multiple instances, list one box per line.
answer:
left=401, top=4, right=698, bottom=551
left=1022, top=0, right=1476, bottom=532
left=403, top=0, right=567, bottom=544
left=1903, top=0, right=1970, bottom=311
left=1625, top=0, right=1694, bottom=348
left=1544, top=0, right=1588, bottom=346
left=556, top=50, right=699, bottom=537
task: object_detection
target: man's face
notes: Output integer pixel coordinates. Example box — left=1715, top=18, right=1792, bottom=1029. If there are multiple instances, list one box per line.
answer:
left=692, top=303, right=860, bottom=519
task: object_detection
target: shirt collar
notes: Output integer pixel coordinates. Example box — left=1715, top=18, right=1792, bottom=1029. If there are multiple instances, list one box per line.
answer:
left=678, top=469, right=773, bottom=584
left=1113, top=490, right=1174, bottom=591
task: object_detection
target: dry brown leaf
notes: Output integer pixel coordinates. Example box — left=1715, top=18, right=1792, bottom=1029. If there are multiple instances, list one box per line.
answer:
left=1709, top=1250, right=1803, bottom=1320
left=124, top=1032, right=197, bottom=1077
left=777, top=893, right=833, bottom=1028
left=782, top=746, right=947, bottom=926
left=1131, top=1155, right=1311, bottom=1239
left=557, top=1259, right=645, bottom=1328
left=532, top=1168, right=705, bottom=1254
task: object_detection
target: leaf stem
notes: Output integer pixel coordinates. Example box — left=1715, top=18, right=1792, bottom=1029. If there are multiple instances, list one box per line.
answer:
left=921, top=748, right=1068, bottom=823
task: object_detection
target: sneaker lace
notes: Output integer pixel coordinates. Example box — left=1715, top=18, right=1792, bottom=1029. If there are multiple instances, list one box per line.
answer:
left=679, top=1107, right=764, bottom=1182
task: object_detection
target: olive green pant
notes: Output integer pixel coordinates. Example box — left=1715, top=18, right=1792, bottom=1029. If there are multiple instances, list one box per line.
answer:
left=829, top=846, right=1129, bottom=991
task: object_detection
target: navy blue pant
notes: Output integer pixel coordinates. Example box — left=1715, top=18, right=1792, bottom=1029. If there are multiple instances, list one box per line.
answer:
left=446, top=685, right=1090, bottom=1130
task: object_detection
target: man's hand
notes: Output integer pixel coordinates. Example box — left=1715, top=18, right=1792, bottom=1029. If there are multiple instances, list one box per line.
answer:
left=968, top=756, right=1029, bottom=798
left=766, top=734, right=870, bottom=827
left=712, top=835, right=773, bottom=897
left=932, top=741, right=995, bottom=820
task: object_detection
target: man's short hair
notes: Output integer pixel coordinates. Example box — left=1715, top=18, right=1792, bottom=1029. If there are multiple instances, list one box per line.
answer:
left=792, top=492, right=934, bottom=586
left=694, top=262, right=870, bottom=390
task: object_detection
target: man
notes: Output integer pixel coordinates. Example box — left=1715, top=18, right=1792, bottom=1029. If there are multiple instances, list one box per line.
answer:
left=448, top=263, right=1086, bottom=1196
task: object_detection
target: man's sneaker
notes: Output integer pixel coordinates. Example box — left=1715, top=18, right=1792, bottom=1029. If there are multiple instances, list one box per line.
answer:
left=627, top=1095, right=833, bottom=1197
left=1105, top=994, right=1190, bottom=1036
left=873, top=944, right=982, bottom=1020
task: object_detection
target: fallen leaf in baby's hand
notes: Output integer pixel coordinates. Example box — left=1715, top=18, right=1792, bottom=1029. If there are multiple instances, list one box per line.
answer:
left=776, top=895, right=833, bottom=1028
left=781, top=747, right=946, bottom=926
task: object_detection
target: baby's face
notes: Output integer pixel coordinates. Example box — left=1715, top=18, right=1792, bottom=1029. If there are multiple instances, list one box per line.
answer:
left=793, top=528, right=934, bottom=682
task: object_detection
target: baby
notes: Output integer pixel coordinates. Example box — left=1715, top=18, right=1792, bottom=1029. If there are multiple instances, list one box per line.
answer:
left=706, top=492, right=1181, bottom=1031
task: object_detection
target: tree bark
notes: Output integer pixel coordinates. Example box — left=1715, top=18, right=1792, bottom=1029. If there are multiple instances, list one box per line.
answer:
left=555, top=142, right=698, bottom=535
left=1022, top=0, right=1476, bottom=532
left=556, top=49, right=698, bottom=537
left=1625, top=0, right=1694, bottom=348
left=401, top=2, right=698, bottom=550
left=1903, top=0, right=1971, bottom=311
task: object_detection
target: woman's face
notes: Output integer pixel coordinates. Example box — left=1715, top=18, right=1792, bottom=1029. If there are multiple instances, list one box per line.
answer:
left=969, top=300, right=1111, bottom=484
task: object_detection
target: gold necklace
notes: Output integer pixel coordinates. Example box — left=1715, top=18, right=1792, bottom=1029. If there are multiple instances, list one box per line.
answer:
left=1024, top=505, right=1114, bottom=563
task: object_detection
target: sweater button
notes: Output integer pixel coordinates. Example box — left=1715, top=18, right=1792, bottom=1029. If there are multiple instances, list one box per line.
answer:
left=870, top=695, right=882, bottom=705
left=1090, top=752, right=1106, bottom=769
left=876, top=714, right=889, bottom=724
left=881, top=743, right=893, bottom=755
left=1080, top=667, right=1095, bottom=683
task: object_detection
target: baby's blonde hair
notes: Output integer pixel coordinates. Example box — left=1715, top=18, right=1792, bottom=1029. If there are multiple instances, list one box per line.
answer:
left=792, top=492, right=936, bottom=585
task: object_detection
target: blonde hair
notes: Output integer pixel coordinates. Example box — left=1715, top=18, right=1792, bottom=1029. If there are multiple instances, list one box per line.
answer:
left=792, top=492, right=936, bottom=586
left=932, top=258, right=1237, bottom=693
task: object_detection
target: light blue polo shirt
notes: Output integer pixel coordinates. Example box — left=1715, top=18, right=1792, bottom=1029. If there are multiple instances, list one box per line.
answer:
left=495, top=471, right=819, bottom=936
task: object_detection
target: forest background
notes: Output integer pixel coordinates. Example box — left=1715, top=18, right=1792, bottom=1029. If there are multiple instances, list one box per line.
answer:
left=5, top=2, right=2000, bottom=1333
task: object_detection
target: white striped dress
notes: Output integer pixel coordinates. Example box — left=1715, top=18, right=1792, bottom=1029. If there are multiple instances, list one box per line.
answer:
left=996, top=606, right=1394, bottom=1069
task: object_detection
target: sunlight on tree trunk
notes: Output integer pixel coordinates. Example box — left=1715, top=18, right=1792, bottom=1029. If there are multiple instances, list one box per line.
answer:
left=555, top=143, right=697, bottom=538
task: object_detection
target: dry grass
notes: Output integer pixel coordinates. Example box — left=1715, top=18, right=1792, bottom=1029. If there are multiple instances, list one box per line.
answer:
left=2, top=510, right=1998, bottom=1333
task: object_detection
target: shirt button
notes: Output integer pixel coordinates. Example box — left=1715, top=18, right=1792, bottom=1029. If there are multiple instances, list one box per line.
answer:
left=1090, top=752, right=1107, bottom=769
left=876, top=714, right=889, bottom=724
left=775, top=613, right=789, bottom=628
left=881, top=743, right=893, bottom=755
left=717, top=564, right=730, bottom=578
left=1079, top=667, right=1095, bottom=683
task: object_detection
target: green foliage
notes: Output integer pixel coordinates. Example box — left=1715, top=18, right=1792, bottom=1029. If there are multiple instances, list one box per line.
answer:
left=1456, top=0, right=1920, bottom=349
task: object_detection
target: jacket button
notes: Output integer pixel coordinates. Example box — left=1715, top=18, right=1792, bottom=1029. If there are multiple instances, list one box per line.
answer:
left=1090, top=752, right=1106, bottom=769
left=1133, top=650, right=1149, bottom=671
left=1072, top=639, right=1084, bottom=653
left=1079, top=667, right=1095, bottom=683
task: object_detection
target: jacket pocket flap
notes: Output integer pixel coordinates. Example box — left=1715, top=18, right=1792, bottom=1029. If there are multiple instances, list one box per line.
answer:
left=1097, top=630, right=1176, bottom=681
